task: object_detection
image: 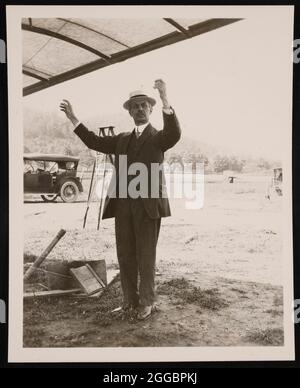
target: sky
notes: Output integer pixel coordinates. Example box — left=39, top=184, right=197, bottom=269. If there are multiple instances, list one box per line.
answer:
left=23, top=14, right=293, bottom=159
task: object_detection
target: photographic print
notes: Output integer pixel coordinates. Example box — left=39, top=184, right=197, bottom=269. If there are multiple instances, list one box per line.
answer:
left=7, top=5, right=295, bottom=362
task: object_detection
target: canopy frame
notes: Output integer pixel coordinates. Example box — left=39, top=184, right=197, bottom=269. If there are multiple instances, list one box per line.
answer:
left=23, top=18, right=242, bottom=96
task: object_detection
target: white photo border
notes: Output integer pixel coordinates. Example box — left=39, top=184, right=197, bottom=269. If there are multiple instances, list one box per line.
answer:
left=7, top=4, right=295, bottom=363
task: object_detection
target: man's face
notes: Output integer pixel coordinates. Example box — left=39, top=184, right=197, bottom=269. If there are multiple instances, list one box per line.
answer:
left=129, top=99, right=153, bottom=125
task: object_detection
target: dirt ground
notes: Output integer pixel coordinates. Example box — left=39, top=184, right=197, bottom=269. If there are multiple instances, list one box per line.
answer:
left=23, top=176, right=284, bottom=347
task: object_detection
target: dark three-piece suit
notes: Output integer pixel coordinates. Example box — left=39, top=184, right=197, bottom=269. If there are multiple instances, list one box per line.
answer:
left=74, top=110, right=181, bottom=307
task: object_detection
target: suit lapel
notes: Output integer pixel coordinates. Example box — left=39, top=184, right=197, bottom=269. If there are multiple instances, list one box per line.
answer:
left=117, top=123, right=155, bottom=157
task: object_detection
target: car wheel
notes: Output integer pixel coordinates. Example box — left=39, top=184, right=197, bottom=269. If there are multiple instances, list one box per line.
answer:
left=60, top=181, right=79, bottom=203
left=41, top=194, right=59, bottom=202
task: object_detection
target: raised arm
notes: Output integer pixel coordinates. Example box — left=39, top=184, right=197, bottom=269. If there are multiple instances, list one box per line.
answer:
left=59, top=99, right=118, bottom=154
left=153, top=80, right=181, bottom=152
left=74, top=123, right=118, bottom=155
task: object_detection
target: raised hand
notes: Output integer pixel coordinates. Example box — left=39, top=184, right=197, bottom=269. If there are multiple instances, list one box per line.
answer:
left=154, top=79, right=167, bottom=97
left=153, top=79, right=170, bottom=109
left=59, top=99, right=79, bottom=126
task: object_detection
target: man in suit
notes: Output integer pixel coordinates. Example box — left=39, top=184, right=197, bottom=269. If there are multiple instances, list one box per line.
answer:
left=60, top=79, right=181, bottom=320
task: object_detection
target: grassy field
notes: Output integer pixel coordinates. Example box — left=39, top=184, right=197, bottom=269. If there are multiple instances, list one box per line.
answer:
left=23, top=174, right=284, bottom=347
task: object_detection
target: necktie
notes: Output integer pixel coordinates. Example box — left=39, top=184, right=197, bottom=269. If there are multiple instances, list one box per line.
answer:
left=135, top=127, right=140, bottom=138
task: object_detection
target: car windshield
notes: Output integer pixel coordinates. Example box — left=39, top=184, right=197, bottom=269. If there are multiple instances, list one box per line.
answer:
left=45, top=161, right=59, bottom=173
left=65, top=161, right=75, bottom=170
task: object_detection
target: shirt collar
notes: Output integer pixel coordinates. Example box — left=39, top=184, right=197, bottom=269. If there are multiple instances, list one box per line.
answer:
left=135, top=122, right=149, bottom=134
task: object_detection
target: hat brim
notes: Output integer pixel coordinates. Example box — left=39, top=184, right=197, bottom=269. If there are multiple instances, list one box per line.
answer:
left=123, top=96, right=156, bottom=111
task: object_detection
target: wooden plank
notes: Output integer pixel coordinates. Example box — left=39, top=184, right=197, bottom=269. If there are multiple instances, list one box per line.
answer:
left=89, top=290, right=104, bottom=298
left=24, top=289, right=81, bottom=299
left=24, top=229, right=66, bottom=281
left=30, top=266, right=72, bottom=279
left=88, top=260, right=107, bottom=286
left=69, top=260, right=107, bottom=285
left=86, top=264, right=106, bottom=288
left=70, top=266, right=103, bottom=295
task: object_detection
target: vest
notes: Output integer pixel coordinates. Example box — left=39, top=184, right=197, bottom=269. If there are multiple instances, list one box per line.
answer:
left=126, top=131, right=141, bottom=195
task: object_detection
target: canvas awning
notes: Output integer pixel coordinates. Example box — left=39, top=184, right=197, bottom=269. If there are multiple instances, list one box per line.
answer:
left=22, top=18, right=242, bottom=96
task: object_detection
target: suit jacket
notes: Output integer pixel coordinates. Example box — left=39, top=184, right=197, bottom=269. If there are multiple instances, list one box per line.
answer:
left=74, top=111, right=181, bottom=219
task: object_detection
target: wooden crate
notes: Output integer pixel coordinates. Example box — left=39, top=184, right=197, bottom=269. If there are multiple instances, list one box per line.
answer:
left=70, top=265, right=105, bottom=296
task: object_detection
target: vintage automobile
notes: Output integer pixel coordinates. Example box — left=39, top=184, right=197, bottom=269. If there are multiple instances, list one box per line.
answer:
left=24, top=153, right=83, bottom=203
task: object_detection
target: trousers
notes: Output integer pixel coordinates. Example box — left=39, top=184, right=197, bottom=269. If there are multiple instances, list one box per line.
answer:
left=115, top=198, right=161, bottom=307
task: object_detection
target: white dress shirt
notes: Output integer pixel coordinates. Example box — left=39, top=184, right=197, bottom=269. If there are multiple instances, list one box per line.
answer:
left=134, top=122, right=148, bottom=138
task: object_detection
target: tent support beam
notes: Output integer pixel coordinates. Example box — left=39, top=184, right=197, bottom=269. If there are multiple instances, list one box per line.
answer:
left=22, top=23, right=112, bottom=62
left=163, top=18, right=190, bottom=36
left=23, top=67, right=51, bottom=82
